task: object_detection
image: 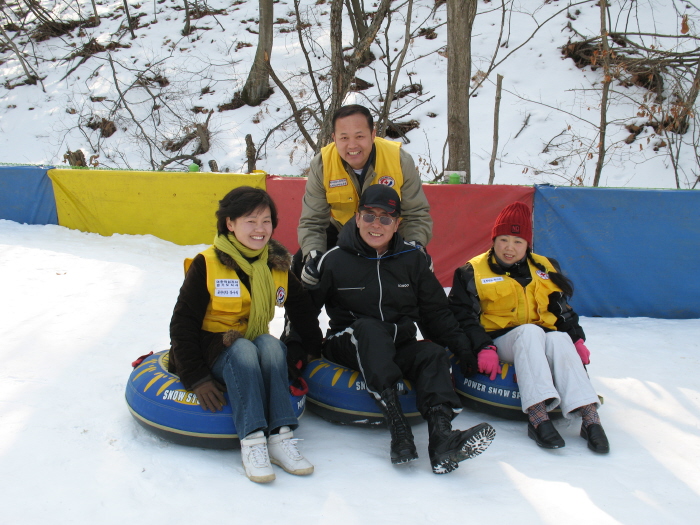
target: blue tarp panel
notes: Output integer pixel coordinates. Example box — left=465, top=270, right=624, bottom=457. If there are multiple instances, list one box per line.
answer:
left=0, top=166, right=57, bottom=225
left=533, top=185, right=700, bottom=319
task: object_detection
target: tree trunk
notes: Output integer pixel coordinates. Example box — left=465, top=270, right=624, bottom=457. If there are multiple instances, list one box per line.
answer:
left=90, top=0, right=101, bottom=26
left=446, top=0, right=477, bottom=182
left=317, top=0, right=348, bottom=147
left=182, top=0, right=191, bottom=36
left=346, top=0, right=368, bottom=44
left=593, top=2, right=610, bottom=187
left=488, top=74, right=503, bottom=185
left=123, top=0, right=137, bottom=39
left=246, top=134, right=257, bottom=173
left=241, top=0, right=274, bottom=106
left=317, top=0, right=392, bottom=148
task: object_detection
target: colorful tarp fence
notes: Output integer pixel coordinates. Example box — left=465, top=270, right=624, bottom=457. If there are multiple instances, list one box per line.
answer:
left=0, top=165, right=57, bottom=225
left=48, top=169, right=266, bottom=246
left=533, top=184, right=700, bottom=319
left=2, top=165, right=699, bottom=319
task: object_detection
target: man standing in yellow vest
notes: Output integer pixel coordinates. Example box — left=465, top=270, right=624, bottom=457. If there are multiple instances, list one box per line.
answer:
left=296, top=104, right=433, bottom=285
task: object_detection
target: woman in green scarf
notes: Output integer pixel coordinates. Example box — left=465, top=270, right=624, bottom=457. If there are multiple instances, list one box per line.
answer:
left=169, top=186, right=322, bottom=483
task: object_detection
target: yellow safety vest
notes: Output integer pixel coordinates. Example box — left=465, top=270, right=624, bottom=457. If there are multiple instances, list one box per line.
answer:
left=321, top=136, right=404, bottom=225
left=469, top=252, right=560, bottom=332
left=184, top=246, right=288, bottom=334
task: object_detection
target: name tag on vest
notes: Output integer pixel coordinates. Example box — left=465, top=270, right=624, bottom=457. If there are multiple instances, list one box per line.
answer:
left=215, top=279, right=241, bottom=297
left=481, top=277, right=504, bottom=284
left=329, top=178, right=348, bottom=188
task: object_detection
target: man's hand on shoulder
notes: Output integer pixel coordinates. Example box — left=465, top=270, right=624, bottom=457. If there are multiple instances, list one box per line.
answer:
left=301, top=250, right=323, bottom=289
left=406, top=240, right=433, bottom=272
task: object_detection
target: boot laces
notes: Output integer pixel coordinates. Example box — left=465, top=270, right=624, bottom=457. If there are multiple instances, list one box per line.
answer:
left=385, top=400, right=411, bottom=441
left=431, top=408, right=453, bottom=434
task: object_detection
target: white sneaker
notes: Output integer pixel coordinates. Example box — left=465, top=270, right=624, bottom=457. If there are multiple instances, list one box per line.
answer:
left=268, top=426, right=314, bottom=476
left=240, top=431, right=275, bottom=483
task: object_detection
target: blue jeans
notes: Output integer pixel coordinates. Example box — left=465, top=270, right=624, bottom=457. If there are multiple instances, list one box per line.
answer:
left=211, top=334, right=298, bottom=439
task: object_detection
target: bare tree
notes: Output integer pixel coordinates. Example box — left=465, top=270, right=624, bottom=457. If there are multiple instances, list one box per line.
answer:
left=446, top=0, right=477, bottom=182
left=241, top=0, right=274, bottom=106
left=123, top=0, right=136, bottom=39
left=593, top=2, right=611, bottom=187
left=488, top=74, right=503, bottom=185
left=89, top=0, right=100, bottom=26
left=315, top=0, right=392, bottom=147
left=183, top=0, right=192, bottom=36
left=0, top=24, right=40, bottom=88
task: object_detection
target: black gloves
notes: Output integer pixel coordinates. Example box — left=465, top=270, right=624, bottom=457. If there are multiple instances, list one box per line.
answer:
left=301, top=249, right=322, bottom=288
left=285, top=340, right=309, bottom=396
left=456, top=349, right=478, bottom=377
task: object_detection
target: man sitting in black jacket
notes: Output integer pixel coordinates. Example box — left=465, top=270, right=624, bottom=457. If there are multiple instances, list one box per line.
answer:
left=303, top=184, right=495, bottom=474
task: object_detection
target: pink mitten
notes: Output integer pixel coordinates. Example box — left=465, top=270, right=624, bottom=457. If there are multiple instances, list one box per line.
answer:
left=575, top=339, right=591, bottom=365
left=478, top=346, right=502, bottom=381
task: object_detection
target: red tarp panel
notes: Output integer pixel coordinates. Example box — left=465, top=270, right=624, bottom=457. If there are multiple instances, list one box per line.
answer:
left=266, top=176, right=534, bottom=286
left=425, top=185, right=534, bottom=286
left=266, top=176, right=306, bottom=255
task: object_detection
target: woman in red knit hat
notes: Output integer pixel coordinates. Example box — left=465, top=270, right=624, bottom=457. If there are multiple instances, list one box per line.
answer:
left=447, top=202, right=609, bottom=453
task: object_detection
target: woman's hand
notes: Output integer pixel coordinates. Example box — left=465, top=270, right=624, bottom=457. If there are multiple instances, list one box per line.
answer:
left=574, top=339, right=591, bottom=365
left=478, top=346, right=502, bottom=381
left=193, top=380, right=226, bottom=412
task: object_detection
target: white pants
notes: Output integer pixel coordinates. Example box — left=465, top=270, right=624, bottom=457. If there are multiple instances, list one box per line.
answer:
left=493, top=325, right=600, bottom=418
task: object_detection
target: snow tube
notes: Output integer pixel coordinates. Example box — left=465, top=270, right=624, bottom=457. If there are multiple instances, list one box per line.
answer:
left=302, top=357, right=422, bottom=426
left=125, top=350, right=306, bottom=449
left=450, top=353, right=562, bottom=421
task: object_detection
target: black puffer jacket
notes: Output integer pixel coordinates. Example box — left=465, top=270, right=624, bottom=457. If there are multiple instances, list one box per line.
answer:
left=169, top=239, right=323, bottom=389
left=448, top=254, right=585, bottom=354
left=309, top=221, right=472, bottom=355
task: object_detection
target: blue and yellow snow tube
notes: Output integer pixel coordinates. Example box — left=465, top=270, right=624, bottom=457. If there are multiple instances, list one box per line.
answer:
left=125, top=350, right=306, bottom=448
left=450, top=353, right=562, bottom=421
left=302, top=357, right=422, bottom=426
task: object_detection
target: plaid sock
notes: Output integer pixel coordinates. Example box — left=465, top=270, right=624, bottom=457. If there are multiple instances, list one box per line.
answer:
left=527, top=402, right=549, bottom=428
left=579, top=403, right=601, bottom=427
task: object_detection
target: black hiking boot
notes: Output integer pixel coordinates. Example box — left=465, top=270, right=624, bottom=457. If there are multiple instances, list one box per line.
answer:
left=377, top=387, right=419, bottom=465
left=426, top=405, right=496, bottom=474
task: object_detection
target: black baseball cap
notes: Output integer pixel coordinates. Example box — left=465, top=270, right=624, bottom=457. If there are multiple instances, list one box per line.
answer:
left=359, top=184, right=401, bottom=216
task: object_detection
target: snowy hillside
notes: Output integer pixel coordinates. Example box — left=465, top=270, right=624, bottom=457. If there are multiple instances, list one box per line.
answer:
left=1, top=0, right=699, bottom=188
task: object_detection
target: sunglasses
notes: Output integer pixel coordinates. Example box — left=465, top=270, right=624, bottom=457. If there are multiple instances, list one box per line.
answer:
left=360, top=213, right=396, bottom=226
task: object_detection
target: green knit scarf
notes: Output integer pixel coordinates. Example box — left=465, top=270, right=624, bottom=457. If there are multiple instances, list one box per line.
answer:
left=213, top=233, right=275, bottom=341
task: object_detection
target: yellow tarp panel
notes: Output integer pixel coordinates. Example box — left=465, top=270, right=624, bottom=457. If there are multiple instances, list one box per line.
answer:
left=48, top=169, right=266, bottom=245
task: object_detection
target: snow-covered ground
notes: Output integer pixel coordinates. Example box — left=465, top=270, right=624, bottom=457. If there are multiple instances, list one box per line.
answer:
left=1, top=219, right=699, bottom=524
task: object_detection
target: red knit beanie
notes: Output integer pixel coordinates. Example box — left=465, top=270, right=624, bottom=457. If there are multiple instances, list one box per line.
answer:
left=491, top=202, right=532, bottom=245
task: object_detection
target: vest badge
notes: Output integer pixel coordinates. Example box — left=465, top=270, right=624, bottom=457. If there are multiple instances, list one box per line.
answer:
left=215, top=279, right=241, bottom=297
left=378, top=176, right=396, bottom=187
left=536, top=270, right=550, bottom=280
left=276, top=286, right=286, bottom=305
left=481, top=277, right=504, bottom=284
left=329, top=178, right=348, bottom=188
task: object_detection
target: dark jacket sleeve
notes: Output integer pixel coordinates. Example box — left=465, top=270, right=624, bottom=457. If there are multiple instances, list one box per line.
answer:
left=413, top=253, right=472, bottom=355
left=547, top=258, right=586, bottom=343
left=284, top=272, right=324, bottom=358
left=168, top=254, right=219, bottom=390
left=307, top=250, right=334, bottom=312
left=447, top=263, right=495, bottom=354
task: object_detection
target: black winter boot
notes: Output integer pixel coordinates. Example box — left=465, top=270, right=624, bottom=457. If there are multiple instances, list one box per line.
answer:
left=377, top=387, right=419, bottom=465
left=426, top=405, right=496, bottom=474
